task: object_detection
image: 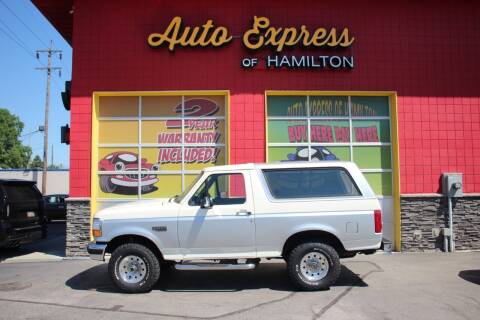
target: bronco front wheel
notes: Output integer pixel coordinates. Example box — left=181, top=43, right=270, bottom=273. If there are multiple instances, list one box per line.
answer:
left=108, top=243, right=160, bottom=293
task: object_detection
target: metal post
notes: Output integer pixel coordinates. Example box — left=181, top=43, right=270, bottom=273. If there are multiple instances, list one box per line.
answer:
left=448, top=196, right=455, bottom=252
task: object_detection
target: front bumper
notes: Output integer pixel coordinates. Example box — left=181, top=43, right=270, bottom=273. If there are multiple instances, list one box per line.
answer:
left=110, top=177, right=158, bottom=187
left=87, top=242, right=107, bottom=261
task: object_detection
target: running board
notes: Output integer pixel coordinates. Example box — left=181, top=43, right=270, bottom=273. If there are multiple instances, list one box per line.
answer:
left=174, top=263, right=257, bottom=271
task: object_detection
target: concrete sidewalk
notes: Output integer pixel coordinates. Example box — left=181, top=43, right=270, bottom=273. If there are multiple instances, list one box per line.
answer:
left=0, top=252, right=479, bottom=319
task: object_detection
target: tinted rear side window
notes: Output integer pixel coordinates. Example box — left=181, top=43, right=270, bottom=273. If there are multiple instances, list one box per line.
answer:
left=4, top=184, right=39, bottom=203
left=262, top=168, right=361, bottom=199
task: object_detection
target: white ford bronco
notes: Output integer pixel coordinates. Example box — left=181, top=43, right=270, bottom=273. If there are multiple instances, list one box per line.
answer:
left=88, top=161, right=382, bottom=293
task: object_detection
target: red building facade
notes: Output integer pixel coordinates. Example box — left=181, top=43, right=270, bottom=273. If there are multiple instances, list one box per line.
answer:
left=34, top=0, right=480, bottom=255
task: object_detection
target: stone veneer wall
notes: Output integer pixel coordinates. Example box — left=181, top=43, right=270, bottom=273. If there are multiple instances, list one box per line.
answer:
left=401, top=195, right=480, bottom=252
left=66, top=198, right=91, bottom=257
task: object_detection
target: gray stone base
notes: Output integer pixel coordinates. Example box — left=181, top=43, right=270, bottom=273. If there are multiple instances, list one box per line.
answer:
left=401, top=195, right=480, bottom=252
left=66, top=198, right=91, bottom=257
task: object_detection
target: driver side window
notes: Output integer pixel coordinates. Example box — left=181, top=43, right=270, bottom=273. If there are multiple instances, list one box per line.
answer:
left=188, top=173, right=246, bottom=206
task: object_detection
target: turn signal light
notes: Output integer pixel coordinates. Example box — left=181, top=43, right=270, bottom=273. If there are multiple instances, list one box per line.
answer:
left=92, top=218, right=102, bottom=238
left=374, top=209, right=382, bottom=233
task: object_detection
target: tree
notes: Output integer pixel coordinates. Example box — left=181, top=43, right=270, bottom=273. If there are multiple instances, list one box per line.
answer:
left=30, top=155, right=43, bottom=169
left=0, top=109, right=32, bottom=168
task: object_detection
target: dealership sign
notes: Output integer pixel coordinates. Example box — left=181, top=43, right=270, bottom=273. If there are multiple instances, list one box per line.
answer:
left=148, top=16, right=355, bottom=70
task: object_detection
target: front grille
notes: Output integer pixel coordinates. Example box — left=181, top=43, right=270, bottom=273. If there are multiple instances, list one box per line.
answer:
left=125, top=168, right=149, bottom=180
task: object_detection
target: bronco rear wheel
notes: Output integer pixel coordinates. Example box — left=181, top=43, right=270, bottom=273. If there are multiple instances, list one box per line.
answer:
left=287, top=242, right=341, bottom=291
left=108, top=243, right=160, bottom=293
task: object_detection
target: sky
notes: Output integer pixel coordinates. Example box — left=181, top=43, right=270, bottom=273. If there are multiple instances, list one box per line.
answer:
left=0, top=0, right=71, bottom=168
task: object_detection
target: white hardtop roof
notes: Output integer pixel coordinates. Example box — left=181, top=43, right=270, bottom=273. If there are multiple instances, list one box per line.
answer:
left=203, top=161, right=357, bottom=172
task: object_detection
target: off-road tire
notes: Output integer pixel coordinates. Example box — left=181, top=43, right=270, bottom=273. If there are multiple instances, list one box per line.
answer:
left=287, top=242, right=341, bottom=291
left=108, top=243, right=160, bottom=293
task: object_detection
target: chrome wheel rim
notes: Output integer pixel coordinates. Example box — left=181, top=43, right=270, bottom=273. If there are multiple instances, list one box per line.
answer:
left=118, top=255, right=147, bottom=284
left=300, top=251, right=329, bottom=281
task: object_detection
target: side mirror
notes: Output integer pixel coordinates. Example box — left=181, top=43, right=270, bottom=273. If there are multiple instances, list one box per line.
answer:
left=200, top=196, right=213, bottom=209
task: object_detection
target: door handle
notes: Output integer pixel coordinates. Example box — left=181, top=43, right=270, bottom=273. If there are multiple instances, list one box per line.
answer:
left=236, top=209, right=252, bottom=216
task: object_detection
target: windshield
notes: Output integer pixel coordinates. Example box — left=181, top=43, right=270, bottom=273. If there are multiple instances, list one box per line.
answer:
left=117, top=153, right=137, bottom=163
left=173, top=172, right=204, bottom=203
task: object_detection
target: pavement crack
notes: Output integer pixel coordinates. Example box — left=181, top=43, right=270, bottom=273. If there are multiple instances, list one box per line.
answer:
left=311, top=261, right=384, bottom=320
left=443, top=302, right=471, bottom=320
left=110, top=305, right=123, bottom=311
left=0, top=292, right=298, bottom=320
left=460, top=294, right=480, bottom=308
left=0, top=297, right=192, bottom=319
left=205, top=292, right=297, bottom=319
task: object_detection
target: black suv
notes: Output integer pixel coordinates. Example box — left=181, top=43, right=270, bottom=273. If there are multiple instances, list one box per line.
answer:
left=0, top=180, right=47, bottom=248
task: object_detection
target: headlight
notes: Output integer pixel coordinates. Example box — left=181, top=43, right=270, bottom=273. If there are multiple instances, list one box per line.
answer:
left=151, top=163, right=160, bottom=171
left=115, top=162, right=125, bottom=171
left=92, top=218, right=102, bottom=238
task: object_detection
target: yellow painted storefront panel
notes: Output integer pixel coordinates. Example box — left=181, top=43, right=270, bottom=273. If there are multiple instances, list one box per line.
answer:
left=99, top=121, right=138, bottom=144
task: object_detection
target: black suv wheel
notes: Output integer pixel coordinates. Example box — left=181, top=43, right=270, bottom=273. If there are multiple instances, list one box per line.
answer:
left=287, top=242, right=341, bottom=290
left=108, top=243, right=160, bottom=293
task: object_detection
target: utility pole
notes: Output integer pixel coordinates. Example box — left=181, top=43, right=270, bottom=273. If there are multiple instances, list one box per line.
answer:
left=36, top=41, right=62, bottom=195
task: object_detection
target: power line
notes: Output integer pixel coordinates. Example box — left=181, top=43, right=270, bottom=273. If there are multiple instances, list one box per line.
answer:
left=0, top=17, right=31, bottom=52
left=0, top=23, right=37, bottom=61
left=0, top=3, right=67, bottom=97
left=21, top=0, right=51, bottom=41
left=0, top=25, right=64, bottom=96
left=0, top=15, right=50, bottom=69
left=0, top=0, right=72, bottom=77
left=0, top=0, right=48, bottom=48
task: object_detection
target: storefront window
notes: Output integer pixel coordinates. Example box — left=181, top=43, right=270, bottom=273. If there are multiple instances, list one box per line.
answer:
left=351, top=96, right=389, bottom=117
left=309, top=96, right=349, bottom=117
left=268, top=120, right=308, bottom=143
left=96, top=94, right=227, bottom=206
left=99, top=121, right=139, bottom=144
left=310, top=120, right=350, bottom=143
left=98, top=96, right=138, bottom=117
left=266, top=94, right=392, bottom=196
left=267, top=96, right=307, bottom=117
left=352, top=120, right=390, bottom=143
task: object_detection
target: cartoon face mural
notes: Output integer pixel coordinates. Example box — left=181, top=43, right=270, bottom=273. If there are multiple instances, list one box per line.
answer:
left=97, top=95, right=227, bottom=200
left=98, top=151, right=160, bottom=195
left=287, top=146, right=338, bottom=161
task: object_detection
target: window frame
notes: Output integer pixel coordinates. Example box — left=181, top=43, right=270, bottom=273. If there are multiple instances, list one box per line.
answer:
left=188, top=172, right=247, bottom=207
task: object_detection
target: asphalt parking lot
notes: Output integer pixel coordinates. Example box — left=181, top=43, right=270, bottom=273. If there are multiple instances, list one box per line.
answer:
left=0, top=250, right=479, bottom=319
